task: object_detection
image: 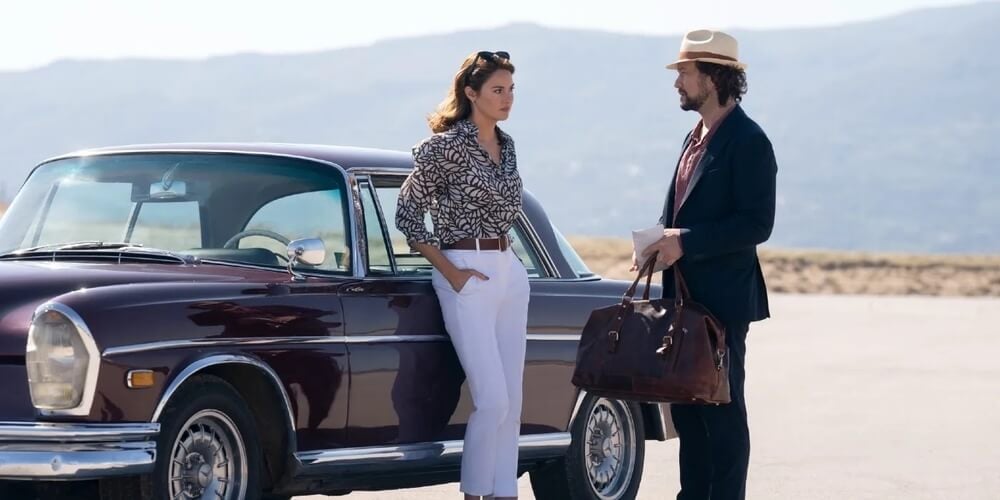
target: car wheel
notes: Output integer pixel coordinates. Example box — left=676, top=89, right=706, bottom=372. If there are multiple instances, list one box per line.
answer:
left=152, top=374, right=261, bottom=500
left=530, top=395, right=645, bottom=500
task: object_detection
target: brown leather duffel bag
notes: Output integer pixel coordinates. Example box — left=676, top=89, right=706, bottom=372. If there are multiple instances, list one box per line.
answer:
left=571, top=255, right=731, bottom=404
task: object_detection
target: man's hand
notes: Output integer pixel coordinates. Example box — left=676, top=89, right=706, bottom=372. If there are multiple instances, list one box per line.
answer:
left=629, top=250, right=640, bottom=272
left=641, top=228, right=685, bottom=268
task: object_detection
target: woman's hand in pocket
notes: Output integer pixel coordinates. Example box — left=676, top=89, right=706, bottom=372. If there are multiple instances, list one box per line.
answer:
left=447, top=268, right=490, bottom=293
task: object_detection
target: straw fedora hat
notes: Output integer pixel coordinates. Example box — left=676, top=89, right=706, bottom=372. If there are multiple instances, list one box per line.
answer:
left=666, top=29, right=747, bottom=70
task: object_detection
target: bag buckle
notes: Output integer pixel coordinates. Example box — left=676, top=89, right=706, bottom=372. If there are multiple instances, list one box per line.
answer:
left=655, top=335, right=673, bottom=357
left=608, top=330, right=620, bottom=353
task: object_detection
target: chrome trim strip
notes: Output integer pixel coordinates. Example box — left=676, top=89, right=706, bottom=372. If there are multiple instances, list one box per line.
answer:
left=346, top=168, right=410, bottom=176
left=523, top=276, right=604, bottom=283
left=299, top=440, right=463, bottom=466
left=0, top=448, right=156, bottom=479
left=30, top=302, right=101, bottom=417
left=343, top=274, right=603, bottom=284
left=295, top=432, right=571, bottom=468
left=515, top=213, right=561, bottom=278
left=569, top=389, right=588, bottom=428
left=0, top=421, right=158, bottom=480
left=39, top=147, right=358, bottom=173
left=104, top=333, right=579, bottom=357
left=519, top=432, right=572, bottom=450
left=527, top=334, right=581, bottom=342
left=103, top=335, right=457, bottom=356
left=357, top=177, right=398, bottom=273
left=0, top=422, right=159, bottom=442
left=341, top=335, right=446, bottom=344
left=348, top=172, right=366, bottom=279
left=150, top=354, right=296, bottom=441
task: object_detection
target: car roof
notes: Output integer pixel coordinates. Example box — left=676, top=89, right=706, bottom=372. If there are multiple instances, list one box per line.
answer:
left=63, top=143, right=415, bottom=172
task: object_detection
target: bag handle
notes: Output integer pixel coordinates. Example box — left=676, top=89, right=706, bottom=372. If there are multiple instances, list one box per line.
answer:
left=623, top=252, right=658, bottom=302
left=606, top=255, right=658, bottom=352
left=624, top=251, right=691, bottom=303
left=606, top=252, right=694, bottom=354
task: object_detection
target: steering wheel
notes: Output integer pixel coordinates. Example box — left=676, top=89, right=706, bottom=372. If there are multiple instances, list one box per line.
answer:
left=223, top=229, right=293, bottom=263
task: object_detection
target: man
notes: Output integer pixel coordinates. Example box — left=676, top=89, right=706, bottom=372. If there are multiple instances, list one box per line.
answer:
left=639, top=29, right=777, bottom=500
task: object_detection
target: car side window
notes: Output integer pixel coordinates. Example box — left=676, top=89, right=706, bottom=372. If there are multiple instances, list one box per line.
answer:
left=510, top=221, right=544, bottom=278
left=364, top=176, right=550, bottom=279
left=359, top=181, right=393, bottom=274
left=370, top=182, right=434, bottom=276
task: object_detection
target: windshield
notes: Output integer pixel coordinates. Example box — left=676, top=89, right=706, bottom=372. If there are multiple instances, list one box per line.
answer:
left=0, top=153, right=352, bottom=273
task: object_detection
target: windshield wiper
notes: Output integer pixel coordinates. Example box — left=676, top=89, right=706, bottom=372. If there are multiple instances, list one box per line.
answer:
left=0, top=241, right=198, bottom=263
left=7, top=241, right=136, bottom=254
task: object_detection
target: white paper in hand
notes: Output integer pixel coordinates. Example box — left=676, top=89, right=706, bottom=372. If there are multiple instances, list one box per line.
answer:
left=632, top=223, right=669, bottom=273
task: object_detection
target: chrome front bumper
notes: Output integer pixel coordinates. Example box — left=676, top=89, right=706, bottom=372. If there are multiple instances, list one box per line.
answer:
left=0, top=421, right=158, bottom=480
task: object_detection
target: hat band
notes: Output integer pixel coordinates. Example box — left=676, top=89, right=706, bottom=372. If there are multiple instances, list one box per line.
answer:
left=678, top=50, right=738, bottom=62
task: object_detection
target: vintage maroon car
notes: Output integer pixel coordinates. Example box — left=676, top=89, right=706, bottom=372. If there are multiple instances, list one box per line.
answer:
left=0, top=144, right=668, bottom=500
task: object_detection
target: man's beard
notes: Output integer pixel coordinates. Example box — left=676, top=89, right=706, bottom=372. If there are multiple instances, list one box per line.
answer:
left=679, top=90, right=706, bottom=111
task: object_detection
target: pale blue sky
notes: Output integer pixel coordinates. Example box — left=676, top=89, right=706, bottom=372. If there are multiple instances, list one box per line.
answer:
left=0, top=0, right=980, bottom=71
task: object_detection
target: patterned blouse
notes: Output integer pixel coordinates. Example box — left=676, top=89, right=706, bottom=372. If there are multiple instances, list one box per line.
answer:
left=395, top=119, right=523, bottom=248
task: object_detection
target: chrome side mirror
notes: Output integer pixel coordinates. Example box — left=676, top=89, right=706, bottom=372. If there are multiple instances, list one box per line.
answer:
left=285, top=238, right=326, bottom=281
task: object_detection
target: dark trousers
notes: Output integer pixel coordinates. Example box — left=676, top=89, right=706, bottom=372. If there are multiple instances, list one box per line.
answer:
left=671, top=322, right=750, bottom=500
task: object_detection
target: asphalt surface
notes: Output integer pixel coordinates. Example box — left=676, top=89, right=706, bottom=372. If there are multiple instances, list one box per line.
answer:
left=297, top=294, right=1000, bottom=499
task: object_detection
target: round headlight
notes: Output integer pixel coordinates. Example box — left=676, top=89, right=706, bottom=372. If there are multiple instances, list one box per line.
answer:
left=26, top=305, right=96, bottom=411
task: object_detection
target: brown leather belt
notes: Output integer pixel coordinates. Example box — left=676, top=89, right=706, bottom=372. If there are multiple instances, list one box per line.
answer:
left=442, top=236, right=511, bottom=251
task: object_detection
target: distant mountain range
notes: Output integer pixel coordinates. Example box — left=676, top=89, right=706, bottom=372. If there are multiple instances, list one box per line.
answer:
left=1, top=2, right=998, bottom=253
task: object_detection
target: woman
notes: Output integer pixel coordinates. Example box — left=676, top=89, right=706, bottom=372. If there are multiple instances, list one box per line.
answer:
left=395, top=50, right=528, bottom=500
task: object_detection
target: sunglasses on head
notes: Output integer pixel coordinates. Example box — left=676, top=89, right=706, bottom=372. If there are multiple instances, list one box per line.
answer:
left=474, top=50, right=510, bottom=63
left=464, top=50, right=511, bottom=84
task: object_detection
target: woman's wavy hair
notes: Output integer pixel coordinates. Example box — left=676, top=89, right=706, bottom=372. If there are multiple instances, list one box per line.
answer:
left=428, top=51, right=515, bottom=133
left=696, top=61, right=748, bottom=106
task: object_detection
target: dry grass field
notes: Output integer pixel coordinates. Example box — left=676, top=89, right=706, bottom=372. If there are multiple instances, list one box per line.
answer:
left=2, top=201, right=995, bottom=297
left=569, top=236, right=1000, bottom=297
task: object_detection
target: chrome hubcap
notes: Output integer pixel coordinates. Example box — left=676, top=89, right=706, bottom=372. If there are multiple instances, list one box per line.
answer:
left=584, top=398, right=636, bottom=499
left=168, top=409, right=247, bottom=500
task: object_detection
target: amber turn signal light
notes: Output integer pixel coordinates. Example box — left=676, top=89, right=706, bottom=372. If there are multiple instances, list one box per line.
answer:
left=126, top=370, right=155, bottom=389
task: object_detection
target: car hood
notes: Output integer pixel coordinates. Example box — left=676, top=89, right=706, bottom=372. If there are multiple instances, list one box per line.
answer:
left=0, top=260, right=285, bottom=359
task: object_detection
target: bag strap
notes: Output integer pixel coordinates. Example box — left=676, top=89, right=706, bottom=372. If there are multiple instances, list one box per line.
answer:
left=624, top=252, right=658, bottom=302
left=673, top=264, right=692, bottom=303
left=630, top=251, right=692, bottom=303
left=606, top=255, right=659, bottom=352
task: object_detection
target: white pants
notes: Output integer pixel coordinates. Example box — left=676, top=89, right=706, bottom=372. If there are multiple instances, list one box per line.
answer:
left=432, top=248, right=530, bottom=497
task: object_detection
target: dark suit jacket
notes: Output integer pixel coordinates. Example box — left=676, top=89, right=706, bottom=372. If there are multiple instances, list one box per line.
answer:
left=658, top=105, right=777, bottom=325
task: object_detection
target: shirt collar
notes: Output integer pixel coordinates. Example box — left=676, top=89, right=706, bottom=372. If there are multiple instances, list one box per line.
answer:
left=455, top=118, right=512, bottom=146
left=690, top=105, right=736, bottom=145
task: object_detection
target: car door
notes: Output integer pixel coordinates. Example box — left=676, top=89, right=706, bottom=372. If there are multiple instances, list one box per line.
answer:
left=343, top=173, right=580, bottom=447
left=340, top=175, right=467, bottom=447
left=224, top=184, right=353, bottom=451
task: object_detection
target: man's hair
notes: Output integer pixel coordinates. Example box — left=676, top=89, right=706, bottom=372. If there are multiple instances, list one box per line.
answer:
left=695, top=61, right=748, bottom=106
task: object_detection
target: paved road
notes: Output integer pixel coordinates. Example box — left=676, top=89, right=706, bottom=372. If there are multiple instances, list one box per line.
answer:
left=296, top=294, right=1000, bottom=499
